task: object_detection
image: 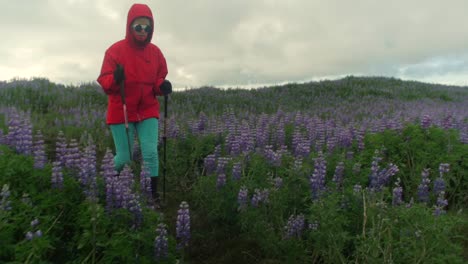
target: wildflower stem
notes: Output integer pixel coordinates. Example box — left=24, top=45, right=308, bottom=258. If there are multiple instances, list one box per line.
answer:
left=362, top=191, right=367, bottom=238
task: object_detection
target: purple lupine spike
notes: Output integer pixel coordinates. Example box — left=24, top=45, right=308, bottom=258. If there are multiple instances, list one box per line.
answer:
left=51, top=161, right=63, bottom=189
left=79, top=141, right=97, bottom=201
left=203, top=154, right=216, bottom=175
left=176, top=201, right=191, bottom=250
left=216, top=157, right=230, bottom=175
left=308, top=220, right=319, bottom=231
left=433, top=163, right=449, bottom=197
left=232, top=162, right=242, bottom=181
left=332, top=161, right=345, bottom=190
left=65, top=139, right=80, bottom=170
left=294, top=157, right=303, bottom=171
left=55, top=131, right=67, bottom=166
left=237, top=186, right=248, bottom=211
left=6, top=111, right=21, bottom=148
left=438, top=163, right=450, bottom=178
left=275, top=121, right=285, bottom=147
left=326, top=135, right=338, bottom=153
left=356, top=129, right=365, bottom=151
left=421, top=115, right=432, bottom=129
left=273, top=177, right=283, bottom=190
left=154, top=223, right=168, bottom=260
left=1, top=184, right=12, bottom=211
left=369, top=150, right=382, bottom=188
left=35, top=230, right=42, bottom=238
left=33, top=130, right=47, bottom=169
left=0, top=129, right=4, bottom=146
left=433, top=191, right=448, bottom=216
left=417, top=169, right=431, bottom=203
left=251, top=189, right=262, bottom=207
left=310, top=151, right=327, bottom=200
left=126, top=193, right=143, bottom=228
left=31, top=218, right=39, bottom=227
left=140, top=165, right=152, bottom=203
left=25, top=231, right=34, bottom=241
left=101, top=148, right=116, bottom=212
left=284, top=214, right=305, bottom=239
left=261, top=189, right=270, bottom=204
left=377, top=163, right=399, bottom=189
left=392, top=178, right=403, bottom=206
left=216, top=173, right=226, bottom=190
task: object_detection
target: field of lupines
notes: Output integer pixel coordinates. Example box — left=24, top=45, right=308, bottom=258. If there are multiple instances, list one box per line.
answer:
left=0, top=76, right=467, bottom=263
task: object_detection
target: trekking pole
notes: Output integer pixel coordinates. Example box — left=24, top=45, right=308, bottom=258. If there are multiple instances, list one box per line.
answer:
left=119, top=77, right=132, bottom=161
left=163, top=94, right=168, bottom=203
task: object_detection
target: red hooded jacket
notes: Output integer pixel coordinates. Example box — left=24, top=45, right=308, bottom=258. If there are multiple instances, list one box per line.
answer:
left=97, top=4, right=168, bottom=124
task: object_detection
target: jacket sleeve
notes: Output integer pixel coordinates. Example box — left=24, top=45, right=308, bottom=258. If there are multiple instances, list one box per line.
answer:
left=153, top=51, right=168, bottom=96
left=97, top=50, right=119, bottom=95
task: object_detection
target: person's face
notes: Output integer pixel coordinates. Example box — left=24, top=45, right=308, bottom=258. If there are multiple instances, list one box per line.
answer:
left=132, top=17, right=151, bottom=41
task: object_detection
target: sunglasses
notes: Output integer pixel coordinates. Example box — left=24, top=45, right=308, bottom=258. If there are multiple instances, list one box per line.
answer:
left=132, top=24, right=151, bottom=33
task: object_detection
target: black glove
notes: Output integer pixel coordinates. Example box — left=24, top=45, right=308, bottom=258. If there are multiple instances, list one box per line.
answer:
left=160, top=80, right=172, bottom=95
left=113, top=64, right=125, bottom=84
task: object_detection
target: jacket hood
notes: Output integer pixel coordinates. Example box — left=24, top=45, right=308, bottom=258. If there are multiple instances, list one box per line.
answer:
left=125, top=4, right=154, bottom=46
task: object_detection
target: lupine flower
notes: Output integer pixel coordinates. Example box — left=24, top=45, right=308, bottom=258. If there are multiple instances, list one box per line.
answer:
left=51, top=161, right=63, bottom=189
left=264, top=145, right=282, bottom=166
left=126, top=194, right=143, bottom=228
left=421, top=114, right=432, bottom=129
left=433, top=164, right=449, bottom=197
left=216, top=157, right=230, bottom=175
left=310, top=152, right=327, bottom=200
left=417, top=169, right=431, bottom=203
left=25, top=231, right=34, bottom=241
left=65, top=139, right=80, bottom=170
left=369, top=151, right=399, bottom=190
left=31, top=218, right=39, bottom=227
left=1, top=184, right=12, bottom=211
left=273, top=177, right=283, bottom=190
left=154, top=223, right=168, bottom=260
left=101, top=149, right=116, bottom=212
left=0, top=129, right=4, bottom=146
left=356, top=129, right=366, bottom=151
left=332, top=161, right=345, bottom=190
left=232, top=162, right=242, bottom=181
left=237, top=186, right=248, bottom=211
left=294, top=157, right=303, bottom=171
left=25, top=218, right=42, bottom=241
left=433, top=191, right=448, bottom=216
left=251, top=188, right=270, bottom=207
left=216, top=173, right=226, bottom=190
left=308, top=220, right=319, bottom=231
left=80, top=142, right=97, bottom=201
left=392, top=178, right=403, bottom=206
left=35, top=230, right=43, bottom=238
left=55, top=131, right=67, bottom=166
left=32, top=130, right=47, bottom=169
left=203, top=154, right=216, bottom=175
left=433, top=176, right=445, bottom=197
left=176, top=201, right=190, bottom=250
left=284, top=214, right=305, bottom=239
left=140, top=165, right=152, bottom=203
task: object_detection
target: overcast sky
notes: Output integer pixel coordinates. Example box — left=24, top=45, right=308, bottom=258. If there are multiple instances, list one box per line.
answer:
left=1, top=0, right=468, bottom=88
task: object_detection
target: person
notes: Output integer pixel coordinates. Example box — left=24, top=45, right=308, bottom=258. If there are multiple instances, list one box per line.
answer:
left=97, top=3, right=171, bottom=207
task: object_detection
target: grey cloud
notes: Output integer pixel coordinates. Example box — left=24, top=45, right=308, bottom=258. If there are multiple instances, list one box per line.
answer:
left=1, top=0, right=468, bottom=87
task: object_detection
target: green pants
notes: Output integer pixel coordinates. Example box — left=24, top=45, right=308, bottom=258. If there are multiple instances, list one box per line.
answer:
left=109, top=118, right=159, bottom=177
